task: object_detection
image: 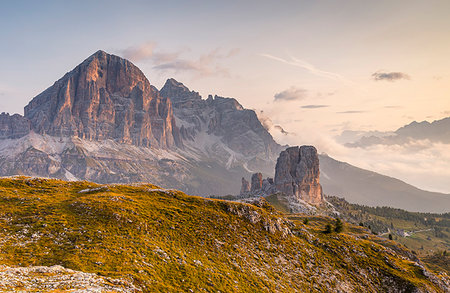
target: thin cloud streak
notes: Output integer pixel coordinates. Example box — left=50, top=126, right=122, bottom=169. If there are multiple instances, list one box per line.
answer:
left=121, top=43, right=239, bottom=78
left=337, top=110, right=367, bottom=114
left=154, top=49, right=232, bottom=77
left=260, top=53, right=348, bottom=82
left=301, top=105, right=329, bottom=109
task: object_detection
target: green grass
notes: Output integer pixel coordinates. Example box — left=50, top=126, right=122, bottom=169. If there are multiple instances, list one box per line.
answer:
left=0, top=177, right=447, bottom=292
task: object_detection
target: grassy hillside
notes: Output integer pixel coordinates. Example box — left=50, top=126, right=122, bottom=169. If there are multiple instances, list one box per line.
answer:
left=327, top=195, right=450, bottom=275
left=0, top=177, right=448, bottom=292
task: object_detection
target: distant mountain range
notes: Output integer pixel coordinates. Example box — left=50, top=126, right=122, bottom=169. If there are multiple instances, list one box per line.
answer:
left=319, top=154, right=450, bottom=213
left=346, top=117, right=450, bottom=147
left=0, top=50, right=448, bottom=212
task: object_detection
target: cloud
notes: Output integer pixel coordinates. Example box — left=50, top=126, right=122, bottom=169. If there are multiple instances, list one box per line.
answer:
left=276, top=123, right=450, bottom=193
left=121, top=43, right=239, bottom=77
left=154, top=50, right=229, bottom=77
left=260, top=53, right=348, bottom=82
left=255, top=110, right=290, bottom=136
left=226, top=48, right=240, bottom=58
left=337, top=140, right=450, bottom=193
left=121, top=42, right=157, bottom=62
left=301, top=105, right=329, bottom=109
left=372, top=71, right=410, bottom=82
left=154, top=48, right=239, bottom=77
left=274, top=125, right=289, bottom=135
left=274, top=87, right=307, bottom=101
left=316, top=91, right=336, bottom=98
left=337, top=110, right=366, bottom=114
left=384, top=105, right=402, bottom=109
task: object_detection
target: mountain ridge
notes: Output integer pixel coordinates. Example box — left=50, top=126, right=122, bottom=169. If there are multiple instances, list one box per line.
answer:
left=0, top=50, right=448, bottom=212
left=346, top=116, right=450, bottom=147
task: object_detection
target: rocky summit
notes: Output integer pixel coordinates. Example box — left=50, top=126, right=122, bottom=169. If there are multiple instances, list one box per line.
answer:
left=275, top=146, right=323, bottom=205
left=240, top=145, right=323, bottom=210
left=160, top=78, right=281, bottom=170
left=24, top=50, right=181, bottom=149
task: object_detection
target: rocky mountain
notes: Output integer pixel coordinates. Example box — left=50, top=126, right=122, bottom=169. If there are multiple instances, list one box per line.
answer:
left=0, top=177, right=447, bottom=292
left=0, top=51, right=280, bottom=196
left=24, top=50, right=181, bottom=149
left=346, top=116, right=450, bottom=147
left=239, top=146, right=324, bottom=212
left=0, top=50, right=449, bottom=212
left=161, top=78, right=282, bottom=174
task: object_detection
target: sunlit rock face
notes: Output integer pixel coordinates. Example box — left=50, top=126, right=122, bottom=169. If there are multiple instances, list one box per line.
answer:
left=275, top=146, right=323, bottom=205
left=24, top=50, right=181, bottom=149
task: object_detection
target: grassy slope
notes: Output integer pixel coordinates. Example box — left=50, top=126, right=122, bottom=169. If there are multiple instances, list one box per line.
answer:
left=326, top=195, right=450, bottom=275
left=0, top=177, right=447, bottom=292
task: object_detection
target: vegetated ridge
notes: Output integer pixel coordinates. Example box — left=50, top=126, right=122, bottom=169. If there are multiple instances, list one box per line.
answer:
left=0, top=177, right=448, bottom=292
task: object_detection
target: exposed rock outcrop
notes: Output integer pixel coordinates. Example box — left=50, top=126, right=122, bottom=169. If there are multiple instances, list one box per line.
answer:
left=240, top=173, right=276, bottom=197
left=0, top=265, right=137, bottom=292
left=239, top=146, right=324, bottom=206
left=240, top=177, right=250, bottom=194
left=274, top=146, right=323, bottom=204
left=251, top=172, right=263, bottom=192
left=24, top=50, right=182, bottom=149
left=0, top=113, right=30, bottom=139
left=160, top=78, right=282, bottom=166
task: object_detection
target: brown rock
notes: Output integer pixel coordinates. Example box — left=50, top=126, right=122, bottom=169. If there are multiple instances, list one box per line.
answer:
left=240, top=177, right=250, bottom=195
left=274, top=146, right=323, bottom=204
left=251, top=173, right=263, bottom=192
left=24, top=50, right=182, bottom=149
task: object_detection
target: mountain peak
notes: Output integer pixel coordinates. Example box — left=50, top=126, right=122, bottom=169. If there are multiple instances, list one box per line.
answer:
left=160, top=78, right=202, bottom=104
left=23, top=51, right=181, bottom=149
left=163, top=78, right=189, bottom=91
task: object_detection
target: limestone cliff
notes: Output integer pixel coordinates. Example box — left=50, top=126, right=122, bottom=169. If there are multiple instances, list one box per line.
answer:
left=24, top=50, right=181, bottom=149
left=0, top=113, right=30, bottom=139
left=160, top=78, right=281, bottom=164
left=274, top=146, right=323, bottom=204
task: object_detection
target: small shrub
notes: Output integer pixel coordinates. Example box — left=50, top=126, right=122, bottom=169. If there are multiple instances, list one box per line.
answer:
left=324, top=224, right=333, bottom=234
left=303, top=218, right=309, bottom=225
left=334, top=218, right=343, bottom=233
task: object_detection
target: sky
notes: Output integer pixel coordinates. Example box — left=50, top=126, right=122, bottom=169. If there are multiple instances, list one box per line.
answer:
left=1, top=0, right=450, bottom=192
